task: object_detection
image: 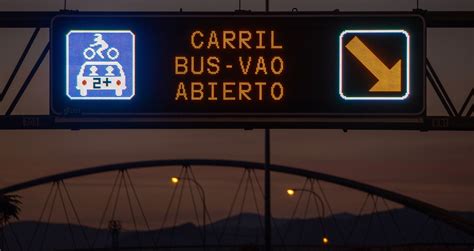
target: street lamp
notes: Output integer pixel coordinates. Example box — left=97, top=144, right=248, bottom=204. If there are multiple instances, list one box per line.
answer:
left=286, top=188, right=328, bottom=246
left=286, top=188, right=295, bottom=196
left=171, top=177, right=179, bottom=184
left=322, top=236, right=329, bottom=245
left=170, top=176, right=207, bottom=250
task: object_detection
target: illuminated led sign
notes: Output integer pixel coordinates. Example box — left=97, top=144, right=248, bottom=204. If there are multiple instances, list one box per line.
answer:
left=66, top=30, right=135, bottom=100
left=50, top=14, right=425, bottom=119
left=173, top=30, right=285, bottom=103
left=339, top=30, right=410, bottom=100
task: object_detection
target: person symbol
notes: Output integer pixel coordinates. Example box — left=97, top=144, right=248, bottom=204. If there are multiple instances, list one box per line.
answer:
left=89, top=34, right=109, bottom=59
left=89, top=66, right=98, bottom=76
left=105, top=66, right=115, bottom=76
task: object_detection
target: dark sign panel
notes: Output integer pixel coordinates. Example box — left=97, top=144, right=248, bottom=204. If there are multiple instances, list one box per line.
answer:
left=51, top=14, right=425, bottom=119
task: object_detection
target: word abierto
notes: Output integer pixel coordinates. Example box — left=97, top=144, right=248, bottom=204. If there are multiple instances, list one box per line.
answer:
left=175, top=81, right=284, bottom=101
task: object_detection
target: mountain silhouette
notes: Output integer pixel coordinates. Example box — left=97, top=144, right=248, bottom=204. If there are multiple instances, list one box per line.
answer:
left=1, top=208, right=473, bottom=250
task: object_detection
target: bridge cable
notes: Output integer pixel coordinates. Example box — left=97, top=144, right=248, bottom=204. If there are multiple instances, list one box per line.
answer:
left=414, top=213, right=432, bottom=243
left=371, top=196, right=390, bottom=246
left=154, top=167, right=185, bottom=245
left=309, top=180, right=326, bottom=245
left=186, top=168, right=205, bottom=242
left=110, top=171, right=124, bottom=221
left=233, top=169, right=250, bottom=243
left=283, top=178, right=309, bottom=241
left=248, top=170, right=264, bottom=242
left=26, top=182, right=54, bottom=251
left=122, top=171, right=143, bottom=249
left=296, top=185, right=313, bottom=249
left=124, top=170, right=159, bottom=249
left=315, top=179, right=346, bottom=243
left=92, top=170, right=120, bottom=247
left=57, top=181, right=77, bottom=249
left=381, top=198, right=406, bottom=243
left=170, top=167, right=187, bottom=246
left=188, top=166, right=219, bottom=244
left=218, top=168, right=247, bottom=244
left=38, top=182, right=59, bottom=251
left=61, top=180, right=92, bottom=249
left=249, top=168, right=286, bottom=247
left=186, top=169, right=202, bottom=228
left=345, top=192, right=370, bottom=245
left=6, top=219, right=24, bottom=251
left=104, top=170, right=125, bottom=248
left=362, top=195, right=378, bottom=246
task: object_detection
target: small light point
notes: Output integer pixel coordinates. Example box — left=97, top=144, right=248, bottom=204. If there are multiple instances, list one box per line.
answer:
left=171, top=177, right=179, bottom=184
left=323, top=236, right=329, bottom=245
left=287, top=189, right=295, bottom=196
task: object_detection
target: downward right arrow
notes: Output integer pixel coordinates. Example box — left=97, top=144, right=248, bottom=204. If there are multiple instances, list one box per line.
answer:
left=345, top=36, right=402, bottom=92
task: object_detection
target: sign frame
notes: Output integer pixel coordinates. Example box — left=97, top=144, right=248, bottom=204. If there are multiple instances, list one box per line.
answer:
left=339, top=29, right=411, bottom=101
left=50, top=13, right=426, bottom=119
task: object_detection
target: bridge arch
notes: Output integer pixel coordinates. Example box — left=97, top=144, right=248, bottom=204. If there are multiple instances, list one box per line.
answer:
left=0, top=158, right=472, bottom=236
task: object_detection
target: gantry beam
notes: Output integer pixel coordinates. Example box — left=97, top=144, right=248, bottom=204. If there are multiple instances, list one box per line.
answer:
left=0, top=11, right=474, bottom=28
left=0, top=115, right=471, bottom=131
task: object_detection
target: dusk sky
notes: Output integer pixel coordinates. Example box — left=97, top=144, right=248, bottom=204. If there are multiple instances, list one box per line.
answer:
left=0, top=0, right=473, bottom=228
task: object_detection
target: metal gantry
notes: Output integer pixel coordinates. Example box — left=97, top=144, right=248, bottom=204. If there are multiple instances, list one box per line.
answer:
left=0, top=9, right=473, bottom=251
left=0, top=10, right=472, bottom=130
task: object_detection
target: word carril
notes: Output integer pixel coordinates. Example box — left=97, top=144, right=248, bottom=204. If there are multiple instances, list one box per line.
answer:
left=190, top=30, right=283, bottom=50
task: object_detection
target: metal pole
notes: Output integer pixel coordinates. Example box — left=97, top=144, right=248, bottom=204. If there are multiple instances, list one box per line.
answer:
left=264, top=0, right=271, bottom=243
left=264, top=128, right=271, bottom=251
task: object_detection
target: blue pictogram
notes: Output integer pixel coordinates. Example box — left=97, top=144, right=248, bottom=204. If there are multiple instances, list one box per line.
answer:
left=66, top=30, right=135, bottom=100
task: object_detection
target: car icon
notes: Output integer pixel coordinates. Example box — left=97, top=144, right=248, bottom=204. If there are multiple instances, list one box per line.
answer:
left=76, top=61, right=126, bottom=97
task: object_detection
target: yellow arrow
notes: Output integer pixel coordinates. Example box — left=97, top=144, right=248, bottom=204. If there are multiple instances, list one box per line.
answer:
left=345, top=36, right=402, bottom=92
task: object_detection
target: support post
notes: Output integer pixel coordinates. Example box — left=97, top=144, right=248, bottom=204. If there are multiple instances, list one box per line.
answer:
left=264, top=6, right=270, bottom=251
left=264, top=128, right=271, bottom=251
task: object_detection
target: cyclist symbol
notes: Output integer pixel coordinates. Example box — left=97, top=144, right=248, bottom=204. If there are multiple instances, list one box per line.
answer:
left=83, top=34, right=120, bottom=60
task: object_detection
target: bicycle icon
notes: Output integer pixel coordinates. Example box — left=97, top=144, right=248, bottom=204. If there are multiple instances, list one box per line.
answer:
left=82, top=34, right=120, bottom=60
